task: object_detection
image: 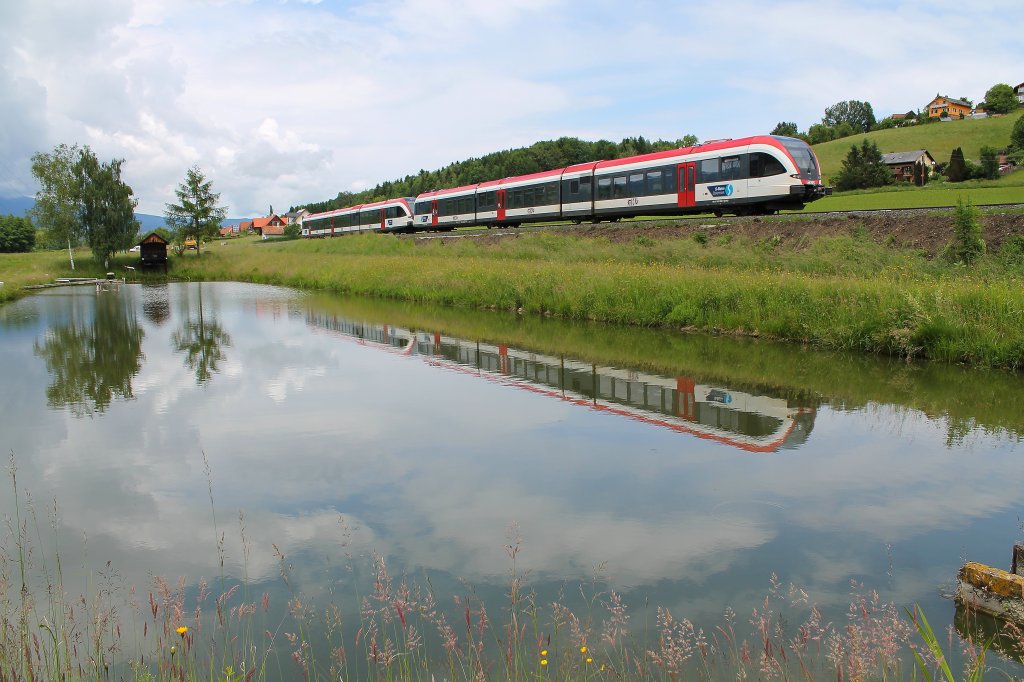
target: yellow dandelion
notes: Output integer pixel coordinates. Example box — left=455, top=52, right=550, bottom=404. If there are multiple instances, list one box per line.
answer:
left=176, top=626, right=188, bottom=636
left=580, top=645, right=588, bottom=653
left=586, top=657, right=593, bottom=664
left=541, top=659, right=548, bottom=666
left=540, top=649, right=548, bottom=656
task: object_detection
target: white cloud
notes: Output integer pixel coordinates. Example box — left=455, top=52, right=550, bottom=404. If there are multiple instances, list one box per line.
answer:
left=0, top=0, right=1021, bottom=215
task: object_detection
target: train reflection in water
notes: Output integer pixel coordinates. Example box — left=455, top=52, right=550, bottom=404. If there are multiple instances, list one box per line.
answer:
left=307, top=314, right=816, bottom=453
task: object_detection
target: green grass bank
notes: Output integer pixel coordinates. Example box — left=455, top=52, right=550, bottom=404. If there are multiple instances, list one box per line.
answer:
left=5, top=208, right=1024, bottom=369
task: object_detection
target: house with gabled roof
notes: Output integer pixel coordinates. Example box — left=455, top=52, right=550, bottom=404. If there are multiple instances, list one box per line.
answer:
left=927, top=95, right=972, bottom=119
left=881, top=150, right=936, bottom=182
left=284, top=209, right=309, bottom=225
left=1016, top=81, right=1024, bottom=105
left=251, top=214, right=285, bottom=236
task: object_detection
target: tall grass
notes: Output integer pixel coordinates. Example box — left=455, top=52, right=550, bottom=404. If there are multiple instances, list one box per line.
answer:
left=1, top=453, right=1016, bottom=681
left=7, top=220, right=1024, bottom=369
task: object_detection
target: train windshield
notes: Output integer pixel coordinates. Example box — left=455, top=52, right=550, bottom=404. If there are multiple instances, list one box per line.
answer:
left=776, top=137, right=821, bottom=182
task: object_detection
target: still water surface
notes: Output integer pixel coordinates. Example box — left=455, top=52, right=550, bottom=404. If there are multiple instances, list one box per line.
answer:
left=2, top=282, right=1023, bottom=672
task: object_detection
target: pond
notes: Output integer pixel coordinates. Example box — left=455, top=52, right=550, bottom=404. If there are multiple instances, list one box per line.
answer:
left=1, top=282, right=1023, bottom=679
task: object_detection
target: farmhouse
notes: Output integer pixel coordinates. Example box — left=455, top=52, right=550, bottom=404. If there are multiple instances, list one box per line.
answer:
left=252, top=214, right=285, bottom=236
left=1016, top=81, right=1024, bottom=105
left=926, top=95, right=971, bottom=119
left=881, top=150, right=935, bottom=182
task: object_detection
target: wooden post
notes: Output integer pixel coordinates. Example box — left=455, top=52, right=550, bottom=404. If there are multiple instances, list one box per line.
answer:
left=1013, top=544, right=1024, bottom=576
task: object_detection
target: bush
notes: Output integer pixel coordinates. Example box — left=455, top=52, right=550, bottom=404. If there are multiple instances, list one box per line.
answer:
left=0, top=214, right=36, bottom=252
left=979, top=147, right=1000, bottom=180
left=1000, top=234, right=1024, bottom=267
left=1011, top=114, right=1024, bottom=151
left=943, top=198, right=985, bottom=265
left=834, top=140, right=893, bottom=191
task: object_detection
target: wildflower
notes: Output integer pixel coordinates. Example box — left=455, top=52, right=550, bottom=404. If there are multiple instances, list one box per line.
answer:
left=540, top=649, right=548, bottom=656
left=541, top=659, right=548, bottom=666
left=176, top=625, right=188, bottom=636
left=580, top=645, right=588, bottom=653
left=586, top=657, right=593, bottom=664
left=170, top=645, right=176, bottom=656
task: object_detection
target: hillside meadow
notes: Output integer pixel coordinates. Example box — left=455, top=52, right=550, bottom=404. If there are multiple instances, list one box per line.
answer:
left=814, top=109, right=1024, bottom=181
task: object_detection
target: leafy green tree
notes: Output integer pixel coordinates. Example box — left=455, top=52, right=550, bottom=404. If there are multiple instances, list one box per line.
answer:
left=979, top=146, right=1000, bottom=180
left=771, top=122, right=799, bottom=136
left=30, top=143, right=84, bottom=266
left=984, top=83, right=1018, bottom=114
left=75, top=149, right=140, bottom=268
left=164, top=165, right=228, bottom=257
left=833, top=140, right=893, bottom=191
left=823, top=100, right=876, bottom=132
left=0, top=215, right=36, bottom=252
left=946, top=147, right=969, bottom=182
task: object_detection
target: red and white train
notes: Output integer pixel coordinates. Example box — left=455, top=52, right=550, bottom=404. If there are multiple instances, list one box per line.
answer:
left=301, top=135, right=830, bottom=237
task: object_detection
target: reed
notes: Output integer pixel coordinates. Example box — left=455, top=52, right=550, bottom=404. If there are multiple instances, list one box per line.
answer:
left=2, top=452, right=1017, bottom=681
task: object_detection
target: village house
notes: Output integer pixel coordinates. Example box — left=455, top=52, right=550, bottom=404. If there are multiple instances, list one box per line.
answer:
left=284, top=209, right=309, bottom=225
left=881, top=150, right=936, bottom=182
left=926, top=95, right=971, bottom=119
left=252, top=214, right=286, bottom=236
left=1016, top=81, right=1024, bottom=105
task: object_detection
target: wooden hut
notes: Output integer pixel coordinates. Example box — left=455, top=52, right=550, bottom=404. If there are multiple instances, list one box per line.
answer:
left=137, top=231, right=169, bottom=268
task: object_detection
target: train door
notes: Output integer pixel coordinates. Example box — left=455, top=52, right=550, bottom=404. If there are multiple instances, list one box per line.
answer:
left=677, top=162, right=696, bottom=208
left=379, top=208, right=386, bottom=233
left=431, top=199, right=439, bottom=227
left=330, top=217, right=335, bottom=237
left=496, top=189, right=506, bottom=222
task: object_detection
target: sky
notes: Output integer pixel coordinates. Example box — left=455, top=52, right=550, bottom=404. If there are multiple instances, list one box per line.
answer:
left=1, top=0, right=1022, bottom=217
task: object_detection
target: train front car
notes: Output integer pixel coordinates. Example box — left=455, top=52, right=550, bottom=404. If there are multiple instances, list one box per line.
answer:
left=592, top=136, right=830, bottom=219
left=765, top=136, right=831, bottom=211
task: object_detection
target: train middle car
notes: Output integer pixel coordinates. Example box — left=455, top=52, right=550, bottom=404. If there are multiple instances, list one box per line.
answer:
left=302, top=135, right=830, bottom=236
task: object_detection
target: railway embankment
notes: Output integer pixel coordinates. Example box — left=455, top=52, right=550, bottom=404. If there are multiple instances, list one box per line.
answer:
left=5, top=208, right=1024, bottom=370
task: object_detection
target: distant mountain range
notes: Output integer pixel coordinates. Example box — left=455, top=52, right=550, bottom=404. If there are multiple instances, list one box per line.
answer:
left=0, top=196, right=246, bottom=230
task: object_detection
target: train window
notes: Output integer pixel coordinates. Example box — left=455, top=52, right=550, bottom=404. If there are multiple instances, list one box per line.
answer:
left=597, top=177, right=612, bottom=200
left=749, top=152, right=787, bottom=178
left=463, top=197, right=474, bottom=214
left=511, top=190, right=522, bottom=209
left=646, top=170, right=663, bottom=194
left=700, top=158, right=720, bottom=183
left=579, top=175, right=592, bottom=198
left=612, top=176, right=627, bottom=199
left=721, top=156, right=742, bottom=180
left=629, top=173, right=644, bottom=197
left=570, top=179, right=580, bottom=194
left=660, top=165, right=675, bottom=192
left=546, top=183, right=558, bottom=205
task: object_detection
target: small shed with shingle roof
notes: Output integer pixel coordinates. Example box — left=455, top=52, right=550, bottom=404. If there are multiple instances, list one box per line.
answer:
left=137, top=231, right=170, bottom=266
left=881, top=150, right=936, bottom=182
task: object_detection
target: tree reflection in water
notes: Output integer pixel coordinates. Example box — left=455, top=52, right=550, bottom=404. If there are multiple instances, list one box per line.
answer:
left=33, top=290, right=145, bottom=417
left=172, top=283, right=231, bottom=384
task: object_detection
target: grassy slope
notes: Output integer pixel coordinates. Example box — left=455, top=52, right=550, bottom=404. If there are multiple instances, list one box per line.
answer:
left=813, top=110, right=1024, bottom=181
